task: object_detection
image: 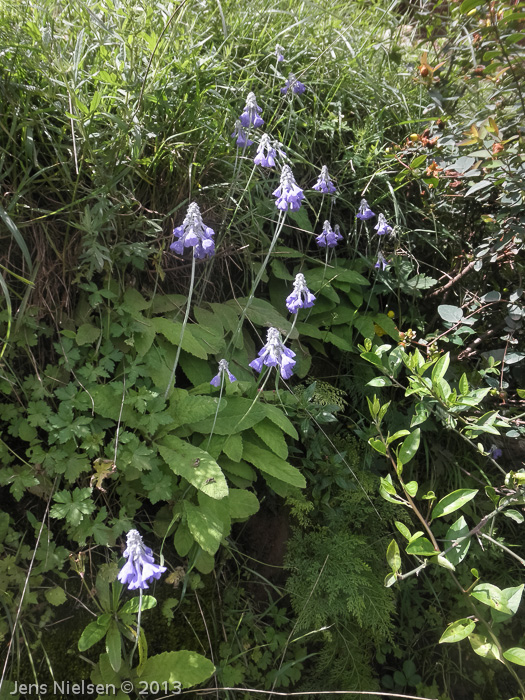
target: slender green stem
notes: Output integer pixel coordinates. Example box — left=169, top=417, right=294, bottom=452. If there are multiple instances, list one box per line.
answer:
left=129, top=588, right=142, bottom=667
left=164, top=255, right=196, bottom=399
left=225, top=210, right=286, bottom=357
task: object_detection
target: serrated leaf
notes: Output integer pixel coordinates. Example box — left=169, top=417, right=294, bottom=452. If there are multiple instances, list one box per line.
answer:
left=189, top=397, right=266, bottom=435
left=76, top=323, right=101, bottom=346
left=184, top=501, right=224, bottom=555
left=439, top=618, right=476, bottom=643
left=227, top=489, right=260, bottom=519
left=242, top=439, right=306, bottom=488
left=45, top=587, right=67, bottom=606
left=432, top=489, right=478, bottom=519
left=252, top=419, right=288, bottom=459
left=152, top=317, right=209, bottom=359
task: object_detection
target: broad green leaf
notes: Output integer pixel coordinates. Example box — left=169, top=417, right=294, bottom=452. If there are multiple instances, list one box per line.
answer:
left=437, top=305, right=463, bottom=324
left=444, top=516, right=470, bottom=567
left=184, top=501, right=224, bottom=555
left=398, top=429, right=420, bottom=465
left=227, top=489, right=260, bottom=519
left=137, top=650, right=215, bottom=688
left=158, top=436, right=228, bottom=500
left=168, top=393, right=226, bottom=429
left=243, top=439, right=306, bottom=488
left=152, top=317, right=209, bottom=359
left=120, top=596, right=157, bottom=614
left=174, top=521, right=193, bottom=557
left=189, top=397, right=266, bottom=435
left=76, top=323, right=101, bottom=346
left=386, top=539, right=401, bottom=572
left=439, top=618, right=476, bottom=644
left=252, top=419, right=288, bottom=459
left=222, top=434, right=243, bottom=462
left=106, top=620, right=122, bottom=672
left=432, top=489, right=478, bottom=520
left=262, top=403, right=299, bottom=440
left=78, top=614, right=111, bottom=651
left=45, top=587, right=67, bottom=606
left=503, top=648, right=525, bottom=666
left=460, top=0, right=485, bottom=12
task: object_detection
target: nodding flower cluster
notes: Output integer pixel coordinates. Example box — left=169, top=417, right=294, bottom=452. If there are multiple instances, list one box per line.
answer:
left=210, top=359, right=237, bottom=387
left=254, top=133, right=286, bottom=168
left=170, top=202, right=215, bottom=259
left=273, top=165, right=304, bottom=211
left=286, top=273, right=316, bottom=313
left=313, top=165, right=337, bottom=195
left=316, top=221, right=343, bottom=248
left=118, top=529, right=166, bottom=590
left=249, top=327, right=296, bottom=380
left=281, top=73, right=306, bottom=95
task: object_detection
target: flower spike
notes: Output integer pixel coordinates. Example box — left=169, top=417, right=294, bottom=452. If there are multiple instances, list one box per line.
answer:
left=118, top=529, right=166, bottom=591
left=249, top=327, right=296, bottom=380
left=286, top=273, right=316, bottom=313
left=210, top=359, right=237, bottom=387
left=170, top=202, right=215, bottom=259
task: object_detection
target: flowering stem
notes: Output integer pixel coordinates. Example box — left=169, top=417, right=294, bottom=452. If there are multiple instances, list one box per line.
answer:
left=129, top=588, right=142, bottom=667
left=206, top=374, right=225, bottom=450
left=226, top=210, right=286, bottom=355
left=164, top=255, right=196, bottom=399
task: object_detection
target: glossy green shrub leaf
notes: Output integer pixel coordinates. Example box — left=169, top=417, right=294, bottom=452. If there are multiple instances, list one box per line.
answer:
left=491, top=585, right=524, bottom=623
left=406, top=537, right=436, bottom=556
left=503, top=648, right=525, bottom=666
left=439, top=618, right=476, bottom=644
left=386, top=539, right=401, bottom=572
left=431, top=489, right=478, bottom=520
left=405, top=481, right=418, bottom=497
left=398, top=429, right=420, bottom=465
left=444, top=516, right=470, bottom=567
left=471, top=583, right=509, bottom=612
left=468, top=633, right=502, bottom=661
left=437, top=305, right=463, bottom=324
